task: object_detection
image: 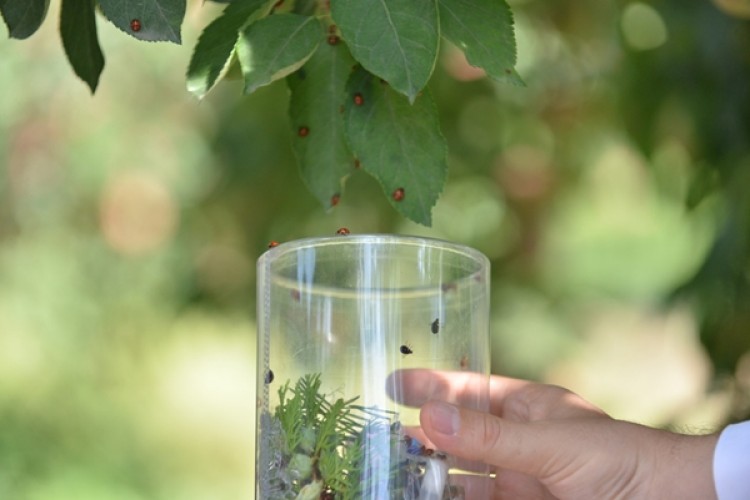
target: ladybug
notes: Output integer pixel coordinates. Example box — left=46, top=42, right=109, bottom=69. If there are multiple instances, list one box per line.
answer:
left=336, top=227, right=350, bottom=235
left=327, top=35, right=339, bottom=45
left=264, top=369, right=274, bottom=384
left=298, top=126, right=310, bottom=137
left=130, top=19, right=142, bottom=32
left=353, top=93, right=364, bottom=106
left=431, top=318, right=439, bottom=334
left=331, top=194, right=340, bottom=207
left=268, top=241, right=279, bottom=248
left=400, top=344, right=413, bottom=355
left=392, top=187, right=405, bottom=202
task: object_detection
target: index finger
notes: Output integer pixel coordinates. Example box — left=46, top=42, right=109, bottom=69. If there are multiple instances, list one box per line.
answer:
left=386, top=369, right=606, bottom=421
left=386, top=369, right=528, bottom=415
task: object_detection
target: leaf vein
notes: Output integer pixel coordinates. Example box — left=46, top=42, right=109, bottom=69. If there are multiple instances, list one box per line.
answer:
left=377, top=0, right=413, bottom=91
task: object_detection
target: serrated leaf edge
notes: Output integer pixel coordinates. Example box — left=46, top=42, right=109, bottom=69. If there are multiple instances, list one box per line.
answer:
left=186, top=0, right=276, bottom=98
left=240, top=15, right=322, bottom=95
left=96, top=0, right=184, bottom=44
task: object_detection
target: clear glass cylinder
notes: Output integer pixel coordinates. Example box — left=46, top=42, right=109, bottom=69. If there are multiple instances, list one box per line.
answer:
left=256, top=234, right=491, bottom=499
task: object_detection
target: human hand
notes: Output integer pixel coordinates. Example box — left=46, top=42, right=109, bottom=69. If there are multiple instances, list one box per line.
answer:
left=390, top=370, right=719, bottom=500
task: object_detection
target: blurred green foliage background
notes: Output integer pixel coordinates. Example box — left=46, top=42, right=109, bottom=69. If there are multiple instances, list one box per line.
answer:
left=2, top=0, right=750, bottom=498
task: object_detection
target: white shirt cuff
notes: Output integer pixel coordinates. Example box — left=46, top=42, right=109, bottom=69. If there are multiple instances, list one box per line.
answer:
left=714, top=421, right=750, bottom=500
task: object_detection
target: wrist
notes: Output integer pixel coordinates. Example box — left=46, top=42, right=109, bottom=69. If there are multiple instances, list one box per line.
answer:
left=649, top=429, right=719, bottom=499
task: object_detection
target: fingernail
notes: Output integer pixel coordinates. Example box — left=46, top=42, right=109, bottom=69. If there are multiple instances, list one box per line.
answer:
left=429, top=401, right=460, bottom=436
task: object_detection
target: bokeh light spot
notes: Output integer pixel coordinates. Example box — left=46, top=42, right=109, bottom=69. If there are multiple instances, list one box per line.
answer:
left=99, top=171, right=178, bottom=256
left=712, top=0, right=750, bottom=19
left=442, top=44, right=487, bottom=82
left=621, top=2, right=668, bottom=51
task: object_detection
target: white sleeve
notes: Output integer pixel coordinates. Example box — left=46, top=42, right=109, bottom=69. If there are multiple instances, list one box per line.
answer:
left=713, top=421, right=750, bottom=500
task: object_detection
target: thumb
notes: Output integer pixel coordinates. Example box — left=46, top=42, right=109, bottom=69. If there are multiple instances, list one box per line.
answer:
left=419, top=401, right=589, bottom=480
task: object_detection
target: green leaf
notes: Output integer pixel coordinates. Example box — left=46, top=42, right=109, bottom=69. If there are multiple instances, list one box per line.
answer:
left=0, top=0, right=50, bottom=39
left=331, top=0, right=439, bottom=103
left=237, top=13, right=322, bottom=95
left=97, top=0, right=186, bottom=43
left=186, top=0, right=273, bottom=98
left=343, top=67, right=447, bottom=226
left=60, top=0, right=105, bottom=93
left=288, top=41, right=357, bottom=209
left=438, top=0, right=522, bottom=85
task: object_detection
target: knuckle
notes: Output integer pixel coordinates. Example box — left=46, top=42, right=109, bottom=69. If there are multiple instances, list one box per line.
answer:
left=478, top=414, right=505, bottom=459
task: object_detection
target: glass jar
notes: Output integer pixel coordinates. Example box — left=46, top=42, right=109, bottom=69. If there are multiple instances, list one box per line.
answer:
left=256, top=234, right=491, bottom=499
